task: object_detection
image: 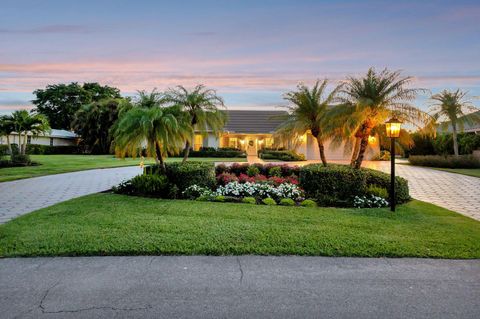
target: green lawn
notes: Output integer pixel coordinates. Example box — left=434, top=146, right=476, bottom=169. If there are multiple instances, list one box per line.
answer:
left=429, top=167, right=480, bottom=178
left=1, top=193, right=479, bottom=258
left=0, top=155, right=245, bottom=182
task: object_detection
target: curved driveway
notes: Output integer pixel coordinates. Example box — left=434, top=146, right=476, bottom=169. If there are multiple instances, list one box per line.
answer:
left=0, top=166, right=142, bottom=224
left=0, top=162, right=479, bottom=224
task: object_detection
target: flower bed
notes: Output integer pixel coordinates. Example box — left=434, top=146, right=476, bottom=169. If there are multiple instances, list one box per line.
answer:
left=114, top=163, right=405, bottom=209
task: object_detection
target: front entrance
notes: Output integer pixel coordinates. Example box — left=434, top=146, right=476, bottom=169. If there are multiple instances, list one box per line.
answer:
left=246, top=139, right=257, bottom=156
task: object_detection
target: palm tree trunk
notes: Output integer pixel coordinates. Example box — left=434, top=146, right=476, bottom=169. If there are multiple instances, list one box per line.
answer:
left=350, top=137, right=361, bottom=167
left=315, top=135, right=328, bottom=167
left=182, top=140, right=191, bottom=163
left=154, top=141, right=166, bottom=172
left=452, top=123, right=459, bottom=156
left=6, top=135, right=13, bottom=160
left=22, top=132, right=28, bottom=155
left=354, top=131, right=371, bottom=169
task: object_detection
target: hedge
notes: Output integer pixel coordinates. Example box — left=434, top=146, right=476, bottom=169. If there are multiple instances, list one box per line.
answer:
left=26, top=144, right=81, bottom=155
left=299, top=164, right=409, bottom=206
left=179, top=147, right=246, bottom=158
left=215, top=163, right=301, bottom=177
left=145, top=162, right=216, bottom=193
left=258, top=150, right=305, bottom=161
left=408, top=155, right=480, bottom=169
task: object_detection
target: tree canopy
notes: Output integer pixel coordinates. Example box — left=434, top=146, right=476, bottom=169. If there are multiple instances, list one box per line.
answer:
left=32, top=82, right=121, bottom=130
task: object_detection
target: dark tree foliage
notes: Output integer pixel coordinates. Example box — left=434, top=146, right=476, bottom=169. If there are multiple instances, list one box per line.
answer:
left=32, top=82, right=121, bottom=129
left=73, top=98, right=131, bottom=154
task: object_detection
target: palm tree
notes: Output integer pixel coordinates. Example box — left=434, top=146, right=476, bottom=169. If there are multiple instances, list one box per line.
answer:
left=336, top=68, right=426, bottom=168
left=162, top=85, right=227, bottom=162
left=10, top=110, right=50, bottom=155
left=429, top=89, right=480, bottom=156
left=276, top=80, right=342, bottom=166
left=0, top=115, right=15, bottom=159
left=113, top=106, right=192, bottom=171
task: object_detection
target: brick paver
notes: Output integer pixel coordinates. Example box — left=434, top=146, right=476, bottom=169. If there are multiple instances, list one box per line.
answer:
left=0, top=166, right=142, bottom=224
left=362, top=161, right=480, bottom=220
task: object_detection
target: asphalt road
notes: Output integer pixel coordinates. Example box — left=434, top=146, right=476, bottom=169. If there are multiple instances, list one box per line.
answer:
left=1, top=256, right=479, bottom=318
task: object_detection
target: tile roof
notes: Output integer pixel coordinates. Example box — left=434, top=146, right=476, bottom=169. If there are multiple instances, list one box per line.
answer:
left=224, top=110, right=288, bottom=134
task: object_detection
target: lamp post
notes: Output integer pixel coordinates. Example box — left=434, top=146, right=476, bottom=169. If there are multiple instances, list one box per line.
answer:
left=385, top=117, right=402, bottom=212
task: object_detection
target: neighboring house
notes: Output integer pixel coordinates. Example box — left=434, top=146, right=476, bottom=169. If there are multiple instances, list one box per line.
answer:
left=438, top=111, right=480, bottom=134
left=195, top=110, right=380, bottom=160
left=0, top=129, right=78, bottom=147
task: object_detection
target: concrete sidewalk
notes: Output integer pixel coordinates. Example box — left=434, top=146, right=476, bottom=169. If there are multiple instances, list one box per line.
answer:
left=1, top=256, right=479, bottom=318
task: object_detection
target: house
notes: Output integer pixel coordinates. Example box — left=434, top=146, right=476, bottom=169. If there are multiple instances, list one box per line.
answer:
left=195, top=110, right=380, bottom=160
left=0, top=129, right=78, bottom=147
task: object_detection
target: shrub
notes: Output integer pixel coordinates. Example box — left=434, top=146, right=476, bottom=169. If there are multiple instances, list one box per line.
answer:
left=258, top=150, right=305, bottom=161
left=408, top=155, right=480, bottom=169
left=11, top=154, right=32, bottom=166
left=372, top=150, right=390, bottom=161
left=407, top=133, right=436, bottom=156
left=246, top=165, right=260, bottom=177
left=363, top=168, right=410, bottom=204
left=146, top=162, right=216, bottom=193
left=300, top=199, right=317, bottom=207
left=215, top=181, right=303, bottom=200
left=353, top=195, right=389, bottom=208
left=279, top=198, right=295, bottom=206
left=182, top=147, right=246, bottom=158
left=214, top=195, right=225, bottom=202
left=215, top=163, right=228, bottom=175
left=268, top=166, right=282, bottom=177
left=216, top=173, right=238, bottom=186
left=262, top=198, right=277, bottom=205
left=182, top=184, right=214, bottom=200
left=229, top=163, right=249, bottom=175
left=300, top=164, right=368, bottom=204
left=366, top=185, right=389, bottom=199
left=242, top=197, right=257, bottom=204
left=300, top=164, right=410, bottom=206
left=113, top=174, right=170, bottom=197
left=26, top=144, right=81, bottom=155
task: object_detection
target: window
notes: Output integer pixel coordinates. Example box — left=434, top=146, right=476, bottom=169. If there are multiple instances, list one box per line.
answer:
left=27, top=136, right=32, bottom=144
left=193, top=135, right=203, bottom=151
left=49, top=138, right=54, bottom=146
left=228, top=137, right=238, bottom=149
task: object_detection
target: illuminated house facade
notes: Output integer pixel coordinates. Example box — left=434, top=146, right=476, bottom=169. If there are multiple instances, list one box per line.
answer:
left=194, top=110, right=380, bottom=160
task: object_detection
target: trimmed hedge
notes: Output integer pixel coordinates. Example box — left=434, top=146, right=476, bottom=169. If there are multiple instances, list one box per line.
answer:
left=408, top=155, right=480, bottom=169
left=216, top=163, right=301, bottom=177
left=299, top=164, right=409, bottom=206
left=145, top=162, right=216, bottom=193
left=26, top=144, right=81, bottom=155
left=180, top=147, right=246, bottom=158
left=258, top=149, right=305, bottom=161
left=113, top=174, right=170, bottom=197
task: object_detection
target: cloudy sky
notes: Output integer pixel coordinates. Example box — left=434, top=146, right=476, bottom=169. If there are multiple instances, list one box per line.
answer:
left=1, top=0, right=479, bottom=115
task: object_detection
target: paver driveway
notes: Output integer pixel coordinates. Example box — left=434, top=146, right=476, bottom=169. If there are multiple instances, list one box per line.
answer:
left=0, top=166, right=142, bottom=224
left=361, top=161, right=480, bottom=220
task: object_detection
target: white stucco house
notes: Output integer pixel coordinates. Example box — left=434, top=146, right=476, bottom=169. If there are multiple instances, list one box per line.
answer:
left=0, top=129, right=78, bottom=147
left=194, top=110, right=380, bottom=160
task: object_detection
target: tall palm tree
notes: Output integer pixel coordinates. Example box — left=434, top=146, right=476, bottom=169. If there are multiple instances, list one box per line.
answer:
left=10, top=110, right=50, bottom=155
left=336, top=68, right=426, bottom=168
left=113, top=106, right=192, bottom=171
left=276, top=80, right=342, bottom=166
left=162, top=85, right=227, bottom=162
left=0, top=115, right=15, bottom=159
left=429, top=89, right=480, bottom=156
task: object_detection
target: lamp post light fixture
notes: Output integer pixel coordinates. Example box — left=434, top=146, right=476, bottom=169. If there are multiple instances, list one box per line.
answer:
left=385, top=117, right=402, bottom=212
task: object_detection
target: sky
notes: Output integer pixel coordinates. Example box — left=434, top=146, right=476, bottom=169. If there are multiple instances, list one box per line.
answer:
left=1, top=0, right=479, bottom=116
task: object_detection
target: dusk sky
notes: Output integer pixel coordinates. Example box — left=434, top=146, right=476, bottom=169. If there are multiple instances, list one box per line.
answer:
left=1, top=0, right=479, bottom=116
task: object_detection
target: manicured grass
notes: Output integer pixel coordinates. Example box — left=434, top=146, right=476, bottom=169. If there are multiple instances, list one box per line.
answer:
left=0, top=155, right=246, bottom=182
left=429, top=167, right=480, bottom=178
left=1, top=193, right=479, bottom=258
